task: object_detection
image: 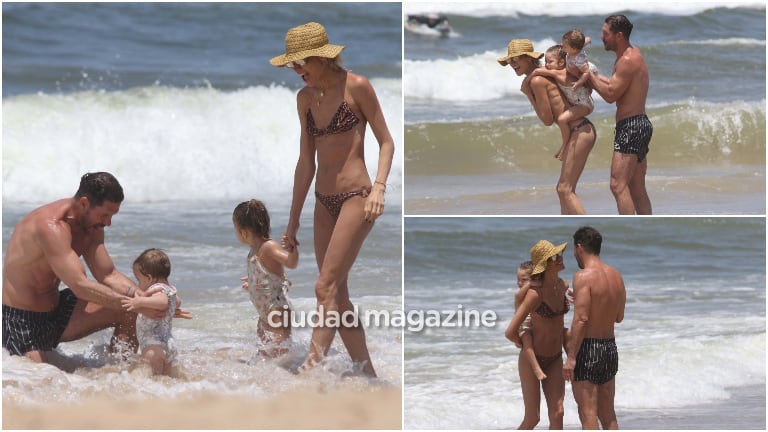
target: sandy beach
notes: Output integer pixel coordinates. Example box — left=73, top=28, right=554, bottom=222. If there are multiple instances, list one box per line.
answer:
left=3, top=387, right=402, bottom=430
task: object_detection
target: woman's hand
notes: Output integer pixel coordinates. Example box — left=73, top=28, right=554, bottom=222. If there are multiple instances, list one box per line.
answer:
left=364, top=183, right=385, bottom=222
left=282, top=224, right=300, bottom=251
left=240, top=276, right=249, bottom=291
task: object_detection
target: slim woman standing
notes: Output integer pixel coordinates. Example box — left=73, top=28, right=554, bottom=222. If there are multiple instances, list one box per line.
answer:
left=506, top=240, right=570, bottom=429
left=270, top=22, right=395, bottom=377
left=498, top=39, right=596, bottom=214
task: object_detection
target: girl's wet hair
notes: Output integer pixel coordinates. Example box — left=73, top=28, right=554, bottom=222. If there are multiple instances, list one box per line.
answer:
left=562, top=28, right=586, bottom=50
left=134, top=248, right=171, bottom=279
left=233, top=199, right=271, bottom=238
left=519, top=260, right=534, bottom=272
left=547, top=44, right=567, bottom=63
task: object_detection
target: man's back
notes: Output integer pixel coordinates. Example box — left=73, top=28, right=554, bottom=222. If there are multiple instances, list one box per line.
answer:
left=2, top=200, right=72, bottom=311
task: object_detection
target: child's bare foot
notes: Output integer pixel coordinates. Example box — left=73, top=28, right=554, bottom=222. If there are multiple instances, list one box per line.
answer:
left=535, top=368, right=547, bottom=381
left=554, top=148, right=564, bottom=160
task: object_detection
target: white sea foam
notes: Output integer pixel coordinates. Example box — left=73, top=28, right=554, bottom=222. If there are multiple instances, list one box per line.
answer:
left=405, top=317, right=765, bottom=429
left=404, top=1, right=765, bottom=18
left=2, top=79, right=403, bottom=204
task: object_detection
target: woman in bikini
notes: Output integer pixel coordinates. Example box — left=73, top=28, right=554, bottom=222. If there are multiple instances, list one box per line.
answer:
left=270, top=22, right=394, bottom=377
left=498, top=39, right=597, bottom=215
left=506, top=240, right=570, bottom=429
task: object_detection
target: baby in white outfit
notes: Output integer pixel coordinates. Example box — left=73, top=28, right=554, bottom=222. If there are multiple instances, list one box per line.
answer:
left=122, top=248, right=182, bottom=376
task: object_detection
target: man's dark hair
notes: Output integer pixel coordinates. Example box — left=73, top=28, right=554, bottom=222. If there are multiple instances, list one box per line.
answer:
left=74, top=172, right=124, bottom=206
left=605, top=14, right=633, bottom=40
left=573, top=226, right=602, bottom=255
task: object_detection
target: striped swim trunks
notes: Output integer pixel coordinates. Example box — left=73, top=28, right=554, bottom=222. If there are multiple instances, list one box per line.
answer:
left=574, top=337, right=618, bottom=385
left=614, top=114, right=653, bottom=162
left=2, top=289, right=78, bottom=356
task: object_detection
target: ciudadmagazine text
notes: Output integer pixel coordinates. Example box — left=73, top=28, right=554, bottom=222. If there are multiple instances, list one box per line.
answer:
left=266, top=305, right=498, bottom=332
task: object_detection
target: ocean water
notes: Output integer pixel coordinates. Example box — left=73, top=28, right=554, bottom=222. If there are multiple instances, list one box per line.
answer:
left=2, top=2, right=403, bottom=406
left=403, top=217, right=766, bottom=429
left=403, top=1, right=766, bottom=215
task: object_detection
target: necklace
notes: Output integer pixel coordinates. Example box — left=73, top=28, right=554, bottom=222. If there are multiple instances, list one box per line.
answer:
left=317, top=89, right=324, bottom=106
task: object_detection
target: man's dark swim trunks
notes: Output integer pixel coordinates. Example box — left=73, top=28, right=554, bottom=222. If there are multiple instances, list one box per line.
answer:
left=2, top=289, right=78, bottom=356
left=614, top=114, right=653, bottom=162
left=574, top=337, right=618, bottom=385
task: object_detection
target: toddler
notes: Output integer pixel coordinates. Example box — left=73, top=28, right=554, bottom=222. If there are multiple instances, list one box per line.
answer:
left=122, top=248, right=180, bottom=376
left=514, top=261, right=547, bottom=380
left=533, top=29, right=597, bottom=160
left=233, top=199, right=298, bottom=357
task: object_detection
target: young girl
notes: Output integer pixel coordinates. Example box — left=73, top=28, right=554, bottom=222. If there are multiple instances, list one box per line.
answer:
left=233, top=199, right=298, bottom=357
left=533, top=30, right=597, bottom=160
left=122, top=248, right=180, bottom=376
left=513, top=261, right=547, bottom=381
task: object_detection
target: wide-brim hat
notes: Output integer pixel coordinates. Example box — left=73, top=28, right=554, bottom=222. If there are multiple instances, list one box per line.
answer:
left=530, top=240, right=567, bottom=275
left=497, top=39, right=544, bottom=66
left=270, top=22, right=345, bottom=67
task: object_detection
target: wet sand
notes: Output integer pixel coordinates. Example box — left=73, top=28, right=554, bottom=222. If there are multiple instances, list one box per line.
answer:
left=3, top=387, right=402, bottom=430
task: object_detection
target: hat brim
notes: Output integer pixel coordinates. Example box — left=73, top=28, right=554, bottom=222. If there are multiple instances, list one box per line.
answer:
left=531, top=242, right=568, bottom=275
left=270, top=44, right=345, bottom=67
left=497, top=51, right=544, bottom=66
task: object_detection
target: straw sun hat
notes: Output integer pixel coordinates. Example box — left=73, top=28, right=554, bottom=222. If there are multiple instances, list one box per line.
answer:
left=529, top=240, right=567, bottom=275
left=497, top=39, right=544, bottom=66
left=270, top=22, right=345, bottom=67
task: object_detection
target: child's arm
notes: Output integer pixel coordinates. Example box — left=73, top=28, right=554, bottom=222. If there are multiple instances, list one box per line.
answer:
left=531, top=68, right=569, bottom=87
left=263, top=240, right=299, bottom=270
left=572, top=70, right=590, bottom=90
left=530, top=68, right=558, bottom=79
left=122, top=291, right=169, bottom=312
left=514, top=282, right=530, bottom=309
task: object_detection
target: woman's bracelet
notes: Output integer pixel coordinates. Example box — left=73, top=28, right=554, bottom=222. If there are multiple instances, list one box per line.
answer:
left=374, top=180, right=387, bottom=190
left=125, top=287, right=135, bottom=297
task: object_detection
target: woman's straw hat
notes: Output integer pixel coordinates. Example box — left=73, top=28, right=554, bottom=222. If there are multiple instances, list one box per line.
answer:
left=530, top=240, right=567, bottom=275
left=497, top=39, right=544, bottom=66
left=270, top=22, right=345, bottom=67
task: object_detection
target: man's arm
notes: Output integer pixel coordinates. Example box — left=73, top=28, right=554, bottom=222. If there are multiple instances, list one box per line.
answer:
left=39, top=220, right=128, bottom=310
left=616, top=274, right=626, bottom=323
left=588, top=56, right=633, bottom=104
left=563, top=271, right=591, bottom=381
left=84, top=235, right=140, bottom=297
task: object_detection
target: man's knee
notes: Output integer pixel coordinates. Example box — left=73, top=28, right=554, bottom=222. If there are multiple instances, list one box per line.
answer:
left=609, top=175, right=629, bottom=196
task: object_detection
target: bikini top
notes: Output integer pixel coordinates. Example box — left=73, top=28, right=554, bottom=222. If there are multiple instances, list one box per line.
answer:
left=306, top=100, right=360, bottom=137
left=535, top=294, right=569, bottom=318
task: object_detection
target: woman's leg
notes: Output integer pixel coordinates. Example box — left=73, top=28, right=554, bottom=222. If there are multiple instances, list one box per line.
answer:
left=557, top=121, right=596, bottom=215
left=518, top=353, right=542, bottom=429
left=540, top=357, right=565, bottom=429
left=304, top=196, right=375, bottom=375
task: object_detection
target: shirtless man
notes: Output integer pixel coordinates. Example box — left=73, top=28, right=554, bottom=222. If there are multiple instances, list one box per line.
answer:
left=2, top=172, right=167, bottom=363
left=563, top=226, right=626, bottom=429
left=587, top=15, right=653, bottom=215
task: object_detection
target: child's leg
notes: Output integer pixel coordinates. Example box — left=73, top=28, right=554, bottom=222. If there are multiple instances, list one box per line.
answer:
left=257, top=312, right=292, bottom=357
left=521, top=331, right=547, bottom=380
left=556, top=105, right=592, bottom=160
left=141, top=345, right=167, bottom=375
